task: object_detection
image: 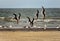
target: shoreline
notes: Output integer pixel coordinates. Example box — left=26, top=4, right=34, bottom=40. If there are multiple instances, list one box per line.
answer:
left=0, top=28, right=60, bottom=31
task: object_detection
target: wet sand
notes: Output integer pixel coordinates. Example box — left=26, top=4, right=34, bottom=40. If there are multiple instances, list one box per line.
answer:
left=0, top=28, right=60, bottom=31
left=0, top=31, right=60, bottom=41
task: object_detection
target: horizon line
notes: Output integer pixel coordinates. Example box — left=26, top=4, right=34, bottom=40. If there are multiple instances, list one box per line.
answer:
left=0, top=7, right=60, bottom=8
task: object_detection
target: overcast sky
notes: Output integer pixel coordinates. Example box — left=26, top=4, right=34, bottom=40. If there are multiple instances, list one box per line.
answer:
left=0, top=0, right=60, bottom=8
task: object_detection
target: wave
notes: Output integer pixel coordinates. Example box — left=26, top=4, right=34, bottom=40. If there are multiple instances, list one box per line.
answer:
left=34, top=19, right=60, bottom=22
left=0, top=17, right=60, bottom=22
left=0, top=17, right=28, bottom=22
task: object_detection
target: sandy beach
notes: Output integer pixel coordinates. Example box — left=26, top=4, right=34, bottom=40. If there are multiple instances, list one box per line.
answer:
left=0, top=31, right=60, bottom=41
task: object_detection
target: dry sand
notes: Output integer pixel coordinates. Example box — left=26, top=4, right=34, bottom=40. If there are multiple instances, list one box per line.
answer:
left=0, top=31, right=60, bottom=41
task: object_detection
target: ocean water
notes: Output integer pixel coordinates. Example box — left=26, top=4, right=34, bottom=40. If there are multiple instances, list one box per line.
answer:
left=0, top=8, right=60, bottom=28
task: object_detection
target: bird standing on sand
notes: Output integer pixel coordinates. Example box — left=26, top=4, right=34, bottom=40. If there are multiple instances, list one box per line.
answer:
left=42, top=6, right=46, bottom=20
left=13, top=13, right=21, bottom=24
left=36, top=9, right=39, bottom=20
left=27, top=17, right=34, bottom=27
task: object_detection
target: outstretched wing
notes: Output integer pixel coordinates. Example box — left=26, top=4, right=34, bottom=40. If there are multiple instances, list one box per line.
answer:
left=13, top=13, right=17, bottom=20
left=18, top=13, right=21, bottom=19
left=42, top=6, right=45, bottom=12
left=32, top=18, right=34, bottom=23
left=27, top=17, right=31, bottom=22
left=36, top=9, right=39, bottom=19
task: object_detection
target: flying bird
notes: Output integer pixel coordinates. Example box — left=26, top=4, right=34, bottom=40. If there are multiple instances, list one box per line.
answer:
left=27, top=17, right=34, bottom=27
left=42, top=6, right=46, bottom=20
left=36, top=9, right=39, bottom=19
left=31, top=18, right=34, bottom=27
left=13, top=13, right=21, bottom=24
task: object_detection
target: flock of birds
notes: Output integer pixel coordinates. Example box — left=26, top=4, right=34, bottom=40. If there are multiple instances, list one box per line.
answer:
left=0, top=6, right=60, bottom=30
left=13, top=6, right=46, bottom=27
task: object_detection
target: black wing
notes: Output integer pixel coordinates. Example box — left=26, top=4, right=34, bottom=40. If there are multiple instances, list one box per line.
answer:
left=27, top=17, right=31, bottom=22
left=18, top=13, right=21, bottom=19
left=42, top=6, right=45, bottom=19
left=13, top=13, right=17, bottom=20
left=42, top=6, right=45, bottom=12
left=36, top=10, right=39, bottom=19
left=32, top=18, right=34, bottom=23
